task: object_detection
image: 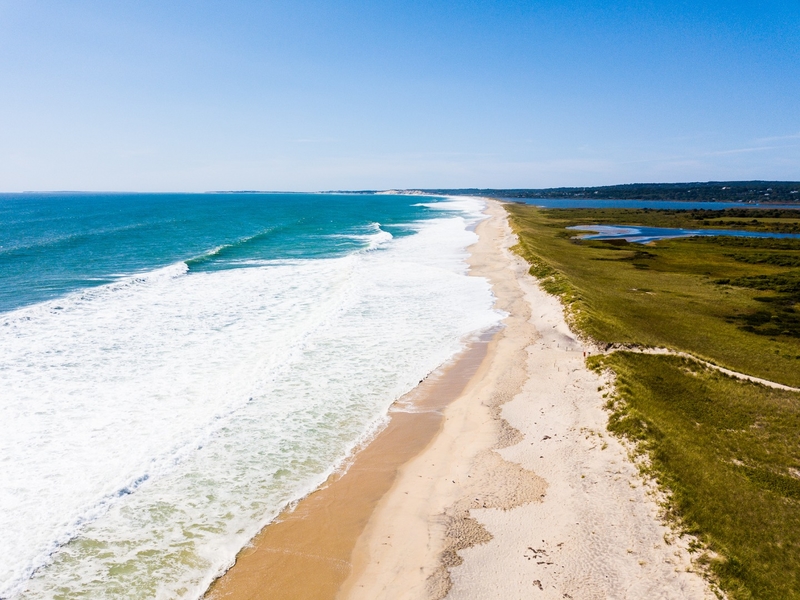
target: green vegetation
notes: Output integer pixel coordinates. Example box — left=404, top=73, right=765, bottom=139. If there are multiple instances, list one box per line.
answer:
left=593, top=352, right=800, bottom=597
left=506, top=204, right=800, bottom=599
left=507, top=206, right=800, bottom=387
left=424, top=181, right=800, bottom=203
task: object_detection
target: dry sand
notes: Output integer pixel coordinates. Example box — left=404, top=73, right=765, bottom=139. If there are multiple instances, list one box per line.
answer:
left=339, top=200, right=716, bottom=599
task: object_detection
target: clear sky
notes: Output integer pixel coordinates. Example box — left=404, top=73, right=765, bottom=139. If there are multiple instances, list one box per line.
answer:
left=0, top=0, right=798, bottom=191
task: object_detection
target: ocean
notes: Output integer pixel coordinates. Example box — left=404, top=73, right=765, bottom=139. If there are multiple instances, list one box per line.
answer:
left=0, top=193, right=501, bottom=599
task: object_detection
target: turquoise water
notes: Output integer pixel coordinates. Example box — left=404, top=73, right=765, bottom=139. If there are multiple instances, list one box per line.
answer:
left=0, top=193, right=500, bottom=599
left=569, top=224, right=800, bottom=244
left=0, top=192, right=435, bottom=313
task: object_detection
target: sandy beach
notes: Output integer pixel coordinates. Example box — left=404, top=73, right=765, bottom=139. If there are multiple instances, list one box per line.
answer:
left=207, top=199, right=716, bottom=600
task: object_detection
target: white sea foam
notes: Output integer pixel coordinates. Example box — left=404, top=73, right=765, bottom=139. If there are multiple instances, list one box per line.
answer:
left=362, top=222, right=393, bottom=250
left=329, top=222, right=394, bottom=252
left=0, top=199, right=500, bottom=599
left=413, top=198, right=485, bottom=214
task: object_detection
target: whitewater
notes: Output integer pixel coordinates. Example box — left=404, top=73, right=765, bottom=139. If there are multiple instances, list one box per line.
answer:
left=0, top=194, right=500, bottom=599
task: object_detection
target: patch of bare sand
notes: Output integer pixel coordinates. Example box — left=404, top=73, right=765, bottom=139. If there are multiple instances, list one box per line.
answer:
left=340, top=200, right=716, bottom=600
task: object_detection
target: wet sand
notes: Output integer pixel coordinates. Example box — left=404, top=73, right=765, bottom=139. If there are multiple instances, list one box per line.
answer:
left=204, top=332, right=496, bottom=600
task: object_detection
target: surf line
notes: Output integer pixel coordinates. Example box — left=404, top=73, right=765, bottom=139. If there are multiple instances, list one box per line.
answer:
left=203, top=330, right=497, bottom=600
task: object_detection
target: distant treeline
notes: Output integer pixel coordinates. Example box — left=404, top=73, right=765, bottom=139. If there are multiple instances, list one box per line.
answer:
left=418, top=181, right=800, bottom=203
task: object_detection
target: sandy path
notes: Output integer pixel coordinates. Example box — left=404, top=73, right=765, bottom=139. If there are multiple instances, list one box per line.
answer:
left=340, top=200, right=715, bottom=600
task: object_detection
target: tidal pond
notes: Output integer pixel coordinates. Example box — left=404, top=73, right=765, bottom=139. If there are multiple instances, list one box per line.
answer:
left=568, top=224, right=800, bottom=244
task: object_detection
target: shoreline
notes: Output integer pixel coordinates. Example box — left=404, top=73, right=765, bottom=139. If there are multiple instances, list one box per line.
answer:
left=205, top=199, right=716, bottom=600
left=203, top=308, right=500, bottom=595
left=339, top=199, right=542, bottom=598
left=340, top=200, right=715, bottom=599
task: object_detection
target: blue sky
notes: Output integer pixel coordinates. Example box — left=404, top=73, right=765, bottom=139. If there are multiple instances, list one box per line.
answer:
left=0, top=0, right=798, bottom=191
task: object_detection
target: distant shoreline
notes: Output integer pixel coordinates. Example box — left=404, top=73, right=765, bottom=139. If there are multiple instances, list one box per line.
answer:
left=6, top=181, right=800, bottom=204
left=413, top=181, right=800, bottom=204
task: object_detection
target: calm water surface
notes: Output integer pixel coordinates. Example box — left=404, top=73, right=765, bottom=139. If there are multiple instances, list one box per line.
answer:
left=569, top=224, right=800, bottom=244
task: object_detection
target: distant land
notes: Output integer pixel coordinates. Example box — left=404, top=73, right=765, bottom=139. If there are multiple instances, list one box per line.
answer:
left=354, top=181, right=800, bottom=203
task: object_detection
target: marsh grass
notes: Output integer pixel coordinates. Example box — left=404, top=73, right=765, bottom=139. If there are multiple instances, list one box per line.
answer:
left=506, top=204, right=800, bottom=598
left=507, top=204, right=800, bottom=387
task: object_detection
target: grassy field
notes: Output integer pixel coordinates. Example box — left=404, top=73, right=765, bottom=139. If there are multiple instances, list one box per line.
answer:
left=506, top=204, right=800, bottom=599
left=507, top=205, right=800, bottom=387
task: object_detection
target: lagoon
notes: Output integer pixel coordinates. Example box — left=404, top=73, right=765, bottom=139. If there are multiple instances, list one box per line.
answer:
left=568, top=224, right=800, bottom=244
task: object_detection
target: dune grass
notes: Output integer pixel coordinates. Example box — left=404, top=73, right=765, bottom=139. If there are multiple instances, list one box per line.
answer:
left=506, top=203, right=800, bottom=598
left=592, top=352, right=800, bottom=598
